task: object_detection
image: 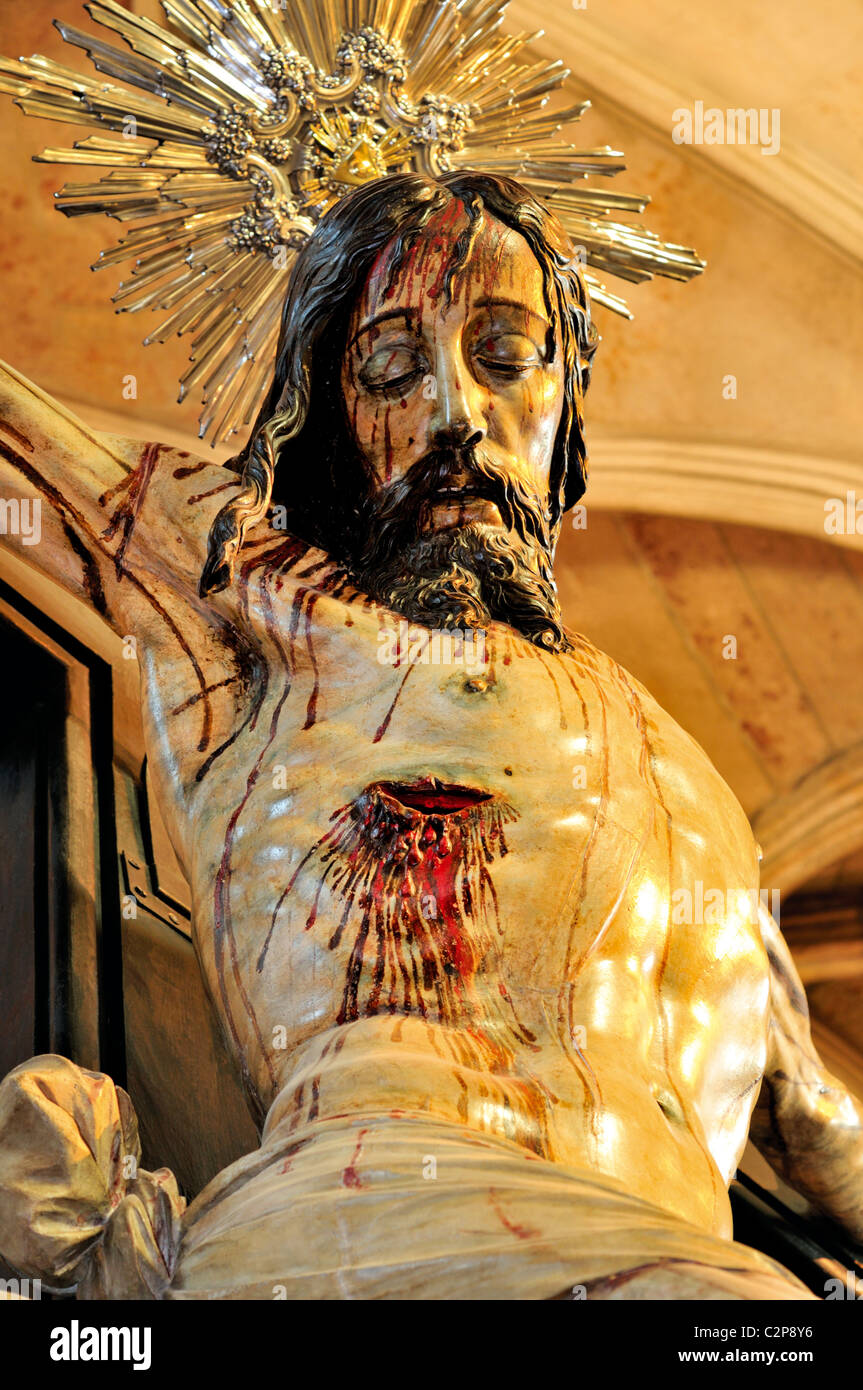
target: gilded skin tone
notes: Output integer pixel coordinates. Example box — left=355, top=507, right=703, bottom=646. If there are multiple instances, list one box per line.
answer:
left=0, top=201, right=860, bottom=1299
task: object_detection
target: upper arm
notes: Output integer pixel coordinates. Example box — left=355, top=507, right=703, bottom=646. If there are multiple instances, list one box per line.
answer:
left=751, top=901, right=825, bottom=1131
left=0, top=358, right=148, bottom=629
left=750, top=902, right=863, bottom=1237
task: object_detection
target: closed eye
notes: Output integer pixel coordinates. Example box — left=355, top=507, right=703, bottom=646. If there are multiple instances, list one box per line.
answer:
left=472, top=331, right=543, bottom=378
left=358, top=343, right=427, bottom=395
left=363, top=368, right=424, bottom=395
left=475, top=357, right=535, bottom=376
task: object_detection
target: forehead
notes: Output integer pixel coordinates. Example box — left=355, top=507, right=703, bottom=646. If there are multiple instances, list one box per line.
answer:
left=353, top=201, right=548, bottom=325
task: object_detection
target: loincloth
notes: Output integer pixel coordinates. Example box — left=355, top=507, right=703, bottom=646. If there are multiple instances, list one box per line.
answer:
left=0, top=1057, right=815, bottom=1300
left=169, top=1110, right=814, bottom=1300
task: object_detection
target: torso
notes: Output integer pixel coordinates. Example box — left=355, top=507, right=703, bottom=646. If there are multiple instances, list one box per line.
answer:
left=119, top=452, right=770, bottom=1239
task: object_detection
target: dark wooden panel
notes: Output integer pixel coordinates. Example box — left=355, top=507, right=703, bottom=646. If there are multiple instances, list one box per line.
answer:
left=121, top=902, right=259, bottom=1198
left=0, top=615, right=67, bottom=1075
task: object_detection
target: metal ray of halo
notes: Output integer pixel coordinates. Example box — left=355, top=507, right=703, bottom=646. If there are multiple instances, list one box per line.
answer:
left=0, top=0, right=705, bottom=445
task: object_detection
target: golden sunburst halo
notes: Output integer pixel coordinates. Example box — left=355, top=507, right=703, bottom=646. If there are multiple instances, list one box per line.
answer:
left=0, top=0, right=705, bottom=445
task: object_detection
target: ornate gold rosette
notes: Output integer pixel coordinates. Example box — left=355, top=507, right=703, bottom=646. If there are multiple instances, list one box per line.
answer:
left=0, top=0, right=704, bottom=443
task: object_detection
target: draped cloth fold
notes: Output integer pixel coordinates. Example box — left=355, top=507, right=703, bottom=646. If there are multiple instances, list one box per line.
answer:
left=0, top=1057, right=815, bottom=1300
left=0, top=1055, right=184, bottom=1299
left=170, top=1110, right=816, bottom=1300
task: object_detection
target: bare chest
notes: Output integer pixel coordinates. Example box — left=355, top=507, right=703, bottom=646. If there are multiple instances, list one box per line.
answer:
left=140, top=581, right=766, bottom=1053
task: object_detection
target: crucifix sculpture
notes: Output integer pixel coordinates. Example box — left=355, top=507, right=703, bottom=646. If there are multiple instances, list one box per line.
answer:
left=1, top=0, right=861, bottom=1304
left=0, top=166, right=861, bottom=1300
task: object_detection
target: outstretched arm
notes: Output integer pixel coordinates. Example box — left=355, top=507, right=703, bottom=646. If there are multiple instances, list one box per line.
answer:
left=0, top=357, right=163, bottom=629
left=749, top=902, right=863, bottom=1242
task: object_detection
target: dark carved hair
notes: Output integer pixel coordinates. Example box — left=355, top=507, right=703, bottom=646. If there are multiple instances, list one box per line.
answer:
left=200, top=170, right=598, bottom=597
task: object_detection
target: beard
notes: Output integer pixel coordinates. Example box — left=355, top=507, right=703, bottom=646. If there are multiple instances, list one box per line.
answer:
left=350, top=445, right=569, bottom=652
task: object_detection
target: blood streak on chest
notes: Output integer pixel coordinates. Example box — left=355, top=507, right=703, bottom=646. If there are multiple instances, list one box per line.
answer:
left=257, top=775, right=558, bottom=1151
left=260, top=779, right=517, bottom=1023
left=258, top=772, right=561, bottom=1150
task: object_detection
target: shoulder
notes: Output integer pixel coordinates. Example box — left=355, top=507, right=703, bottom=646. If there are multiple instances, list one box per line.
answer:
left=110, top=442, right=358, bottom=606
left=99, top=438, right=247, bottom=592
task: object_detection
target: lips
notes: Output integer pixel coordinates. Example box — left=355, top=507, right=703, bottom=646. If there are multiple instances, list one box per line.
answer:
left=429, top=468, right=496, bottom=505
left=432, top=486, right=485, bottom=503
left=427, top=487, right=502, bottom=525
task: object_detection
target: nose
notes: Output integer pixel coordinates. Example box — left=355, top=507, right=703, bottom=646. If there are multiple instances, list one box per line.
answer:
left=429, top=343, right=486, bottom=452
left=434, top=419, right=484, bottom=451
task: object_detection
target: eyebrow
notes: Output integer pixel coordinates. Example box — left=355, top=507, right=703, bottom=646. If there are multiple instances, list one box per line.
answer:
left=348, top=297, right=551, bottom=353
left=348, top=307, right=415, bottom=351
left=472, top=297, right=551, bottom=329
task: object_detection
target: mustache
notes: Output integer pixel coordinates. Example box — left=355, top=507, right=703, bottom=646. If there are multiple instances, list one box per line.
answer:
left=355, top=444, right=554, bottom=570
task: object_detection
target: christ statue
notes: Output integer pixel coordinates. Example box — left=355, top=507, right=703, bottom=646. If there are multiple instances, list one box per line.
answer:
left=0, top=172, right=860, bottom=1300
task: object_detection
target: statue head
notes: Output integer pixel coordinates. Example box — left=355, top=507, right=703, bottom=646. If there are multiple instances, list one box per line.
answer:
left=202, top=171, right=597, bottom=650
